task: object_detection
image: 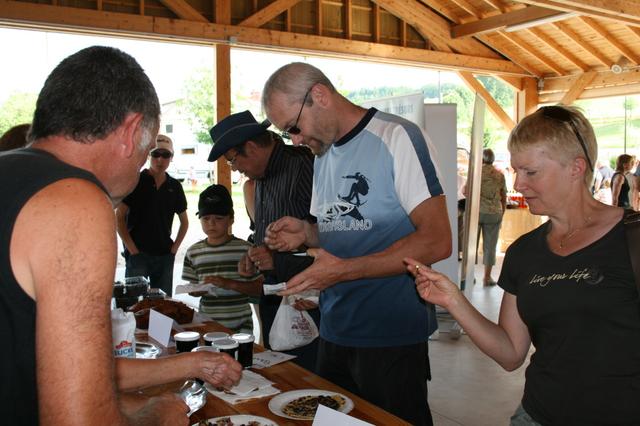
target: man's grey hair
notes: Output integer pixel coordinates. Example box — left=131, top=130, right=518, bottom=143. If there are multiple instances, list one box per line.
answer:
left=262, top=62, right=336, bottom=113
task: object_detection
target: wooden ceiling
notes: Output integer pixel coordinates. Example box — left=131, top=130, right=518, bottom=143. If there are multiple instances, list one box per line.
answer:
left=2, top=0, right=640, bottom=120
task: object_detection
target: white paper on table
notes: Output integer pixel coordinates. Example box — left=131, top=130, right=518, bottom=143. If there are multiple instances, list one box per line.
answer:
left=174, top=283, right=216, bottom=295
left=206, top=384, right=281, bottom=405
left=227, top=370, right=275, bottom=396
left=312, top=405, right=374, bottom=426
left=148, top=309, right=175, bottom=347
left=252, top=350, right=297, bottom=369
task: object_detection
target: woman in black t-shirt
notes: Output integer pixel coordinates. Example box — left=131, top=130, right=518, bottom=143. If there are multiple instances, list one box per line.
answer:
left=405, top=106, right=640, bottom=426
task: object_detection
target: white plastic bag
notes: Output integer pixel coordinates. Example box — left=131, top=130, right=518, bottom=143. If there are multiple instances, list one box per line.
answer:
left=268, top=295, right=319, bottom=351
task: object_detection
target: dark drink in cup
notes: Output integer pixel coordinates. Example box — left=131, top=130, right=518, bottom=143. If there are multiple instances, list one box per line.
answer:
left=203, top=331, right=229, bottom=347
left=231, top=333, right=255, bottom=368
left=174, top=331, right=200, bottom=353
left=214, top=338, right=238, bottom=360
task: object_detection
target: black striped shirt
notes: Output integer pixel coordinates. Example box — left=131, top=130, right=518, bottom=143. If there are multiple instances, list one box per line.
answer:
left=253, top=141, right=315, bottom=244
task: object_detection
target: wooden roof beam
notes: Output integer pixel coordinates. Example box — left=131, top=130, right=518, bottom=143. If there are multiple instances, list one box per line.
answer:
left=157, top=0, right=208, bottom=23
left=516, top=0, right=640, bottom=27
left=559, top=71, right=597, bottom=104
left=238, top=0, right=302, bottom=28
left=526, top=27, right=589, bottom=71
left=418, top=0, right=460, bottom=24
left=478, top=33, right=544, bottom=77
left=458, top=71, right=516, bottom=131
left=482, top=0, right=506, bottom=13
left=373, top=0, right=506, bottom=58
left=579, top=16, right=640, bottom=65
left=452, top=6, right=563, bottom=38
left=500, top=32, right=566, bottom=75
left=449, top=0, right=482, bottom=19
left=0, top=0, right=528, bottom=76
left=551, top=21, right=614, bottom=68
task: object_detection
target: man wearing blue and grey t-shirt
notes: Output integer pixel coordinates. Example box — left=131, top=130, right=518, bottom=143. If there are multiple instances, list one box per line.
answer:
left=261, top=62, right=451, bottom=426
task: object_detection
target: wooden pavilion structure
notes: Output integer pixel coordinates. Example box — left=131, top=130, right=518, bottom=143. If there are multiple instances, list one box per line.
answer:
left=2, top=0, right=640, bottom=186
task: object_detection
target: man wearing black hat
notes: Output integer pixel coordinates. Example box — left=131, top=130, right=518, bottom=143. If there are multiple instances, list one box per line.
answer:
left=208, top=110, right=320, bottom=372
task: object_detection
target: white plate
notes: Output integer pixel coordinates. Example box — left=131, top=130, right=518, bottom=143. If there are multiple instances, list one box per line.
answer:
left=268, top=389, right=354, bottom=420
left=193, top=415, right=278, bottom=426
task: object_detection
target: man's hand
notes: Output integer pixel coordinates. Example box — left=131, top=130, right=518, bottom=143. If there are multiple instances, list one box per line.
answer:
left=238, top=253, right=257, bottom=277
left=279, top=248, right=345, bottom=295
left=292, top=299, right=318, bottom=311
left=131, top=393, right=189, bottom=426
left=247, top=245, right=274, bottom=271
left=264, top=217, right=306, bottom=252
left=192, top=351, right=242, bottom=389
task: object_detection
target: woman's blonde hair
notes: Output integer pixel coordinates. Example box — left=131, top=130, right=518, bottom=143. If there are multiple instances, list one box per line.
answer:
left=507, top=105, right=596, bottom=187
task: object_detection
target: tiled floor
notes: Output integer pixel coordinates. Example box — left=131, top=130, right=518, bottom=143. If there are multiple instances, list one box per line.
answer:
left=428, top=255, right=531, bottom=426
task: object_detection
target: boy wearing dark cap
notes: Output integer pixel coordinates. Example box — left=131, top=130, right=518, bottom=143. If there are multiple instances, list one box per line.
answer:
left=182, top=184, right=262, bottom=334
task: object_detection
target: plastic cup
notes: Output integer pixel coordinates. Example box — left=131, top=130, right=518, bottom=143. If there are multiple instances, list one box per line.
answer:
left=203, top=331, right=229, bottom=347
left=214, top=338, right=239, bottom=360
left=174, top=331, right=201, bottom=353
left=231, top=333, right=255, bottom=368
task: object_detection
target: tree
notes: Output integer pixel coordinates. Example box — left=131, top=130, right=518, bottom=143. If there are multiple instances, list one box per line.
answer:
left=177, top=68, right=215, bottom=145
left=0, top=92, right=38, bottom=136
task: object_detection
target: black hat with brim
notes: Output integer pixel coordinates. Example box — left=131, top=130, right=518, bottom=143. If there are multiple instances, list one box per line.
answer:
left=208, top=110, right=271, bottom=162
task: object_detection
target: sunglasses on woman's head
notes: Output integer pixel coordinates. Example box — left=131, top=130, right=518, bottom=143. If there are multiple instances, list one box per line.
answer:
left=540, top=106, right=594, bottom=171
left=150, top=150, right=172, bottom=159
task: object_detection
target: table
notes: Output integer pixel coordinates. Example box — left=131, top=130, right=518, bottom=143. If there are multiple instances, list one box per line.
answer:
left=136, top=321, right=409, bottom=425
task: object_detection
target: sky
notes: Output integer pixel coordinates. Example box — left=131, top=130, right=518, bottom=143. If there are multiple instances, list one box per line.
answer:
left=0, top=26, right=462, bottom=106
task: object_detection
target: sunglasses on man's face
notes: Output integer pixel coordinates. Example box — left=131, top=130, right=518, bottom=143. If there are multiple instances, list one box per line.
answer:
left=540, top=106, right=594, bottom=171
left=150, top=150, right=172, bottom=159
left=281, top=87, right=312, bottom=140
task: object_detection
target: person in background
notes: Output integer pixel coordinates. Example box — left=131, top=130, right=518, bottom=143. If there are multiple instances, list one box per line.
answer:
left=0, top=45, right=188, bottom=425
left=405, top=105, right=640, bottom=425
left=182, top=184, right=262, bottom=334
left=611, top=153, right=634, bottom=208
left=628, top=154, right=638, bottom=210
left=477, top=148, right=507, bottom=287
left=116, top=134, right=189, bottom=296
left=593, top=159, right=613, bottom=205
left=262, top=62, right=451, bottom=426
left=0, top=123, right=30, bottom=152
left=207, top=110, right=319, bottom=371
left=457, top=171, right=466, bottom=260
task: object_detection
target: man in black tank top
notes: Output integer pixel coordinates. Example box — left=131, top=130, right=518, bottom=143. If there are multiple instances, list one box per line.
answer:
left=0, top=46, right=192, bottom=425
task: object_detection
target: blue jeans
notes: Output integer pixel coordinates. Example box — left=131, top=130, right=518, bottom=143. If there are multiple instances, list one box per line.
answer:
left=510, top=404, right=542, bottom=426
left=125, top=252, right=175, bottom=296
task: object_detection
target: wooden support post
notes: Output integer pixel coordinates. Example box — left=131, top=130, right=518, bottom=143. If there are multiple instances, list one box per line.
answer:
left=215, top=0, right=231, bottom=191
left=516, top=77, right=539, bottom=122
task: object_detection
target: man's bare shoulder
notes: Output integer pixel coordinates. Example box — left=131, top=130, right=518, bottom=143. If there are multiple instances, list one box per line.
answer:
left=11, top=177, right=114, bottom=299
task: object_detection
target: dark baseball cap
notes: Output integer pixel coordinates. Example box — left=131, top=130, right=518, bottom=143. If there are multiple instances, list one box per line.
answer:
left=197, top=184, right=233, bottom=217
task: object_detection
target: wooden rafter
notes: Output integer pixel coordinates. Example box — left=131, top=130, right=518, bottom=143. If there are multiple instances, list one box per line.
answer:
left=418, top=0, right=460, bottom=24
left=526, top=27, right=589, bottom=71
left=579, top=17, right=640, bottom=65
left=478, top=33, right=544, bottom=77
left=559, top=71, right=597, bottom=104
left=449, top=0, right=482, bottom=19
left=500, top=31, right=565, bottom=75
left=483, top=0, right=506, bottom=13
left=373, top=0, right=506, bottom=58
left=157, top=0, right=207, bottom=22
left=516, top=0, right=640, bottom=27
left=316, top=0, right=322, bottom=36
left=458, top=71, right=516, bottom=130
left=551, top=21, right=614, bottom=68
left=629, top=25, right=640, bottom=41
left=238, top=0, right=301, bottom=28
left=452, top=6, right=562, bottom=38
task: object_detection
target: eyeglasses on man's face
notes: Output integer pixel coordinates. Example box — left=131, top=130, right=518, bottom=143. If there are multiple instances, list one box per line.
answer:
left=281, top=87, right=312, bottom=140
left=150, top=150, right=172, bottom=159
left=225, top=152, right=238, bottom=167
left=540, top=106, right=594, bottom=172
